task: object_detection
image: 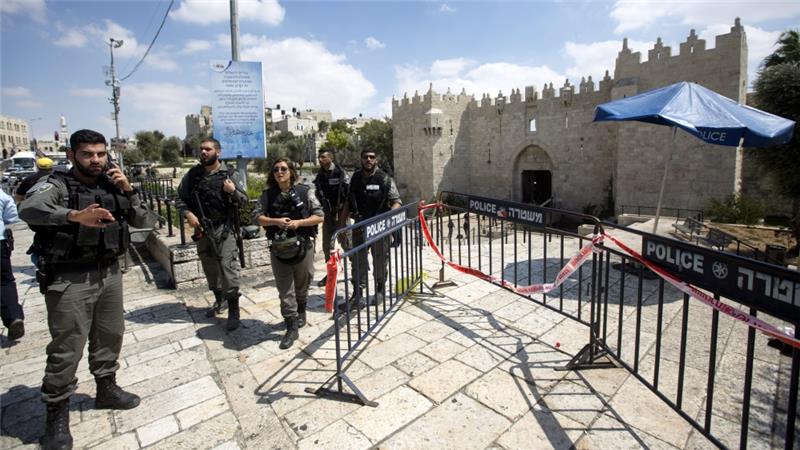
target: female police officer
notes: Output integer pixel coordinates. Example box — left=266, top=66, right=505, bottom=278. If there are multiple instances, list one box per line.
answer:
left=255, top=158, right=323, bottom=349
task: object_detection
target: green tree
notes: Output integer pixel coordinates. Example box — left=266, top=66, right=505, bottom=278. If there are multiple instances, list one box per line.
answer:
left=357, top=118, right=393, bottom=170
left=160, top=136, right=183, bottom=167
left=135, top=130, right=164, bottom=162
left=330, top=119, right=352, bottom=134
left=286, top=137, right=305, bottom=168
left=318, top=120, right=329, bottom=133
left=269, top=131, right=295, bottom=144
left=324, top=129, right=350, bottom=152
left=752, top=30, right=800, bottom=254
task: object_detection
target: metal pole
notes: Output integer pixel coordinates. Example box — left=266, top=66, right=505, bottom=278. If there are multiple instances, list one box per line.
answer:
left=229, top=0, right=248, bottom=190
left=652, top=126, right=677, bottom=233
left=108, top=38, right=125, bottom=170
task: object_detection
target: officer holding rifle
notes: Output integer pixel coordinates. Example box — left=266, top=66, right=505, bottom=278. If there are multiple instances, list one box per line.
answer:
left=177, top=137, right=247, bottom=331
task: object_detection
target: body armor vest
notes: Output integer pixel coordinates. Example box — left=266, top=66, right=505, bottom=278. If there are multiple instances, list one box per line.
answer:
left=350, top=169, right=390, bottom=222
left=30, top=171, right=131, bottom=264
left=313, top=165, right=347, bottom=212
left=261, top=185, right=317, bottom=240
left=187, top=165, right=232, bottom=222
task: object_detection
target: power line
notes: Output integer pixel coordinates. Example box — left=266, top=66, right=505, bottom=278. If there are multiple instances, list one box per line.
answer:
left=119, top=0, right=174, bottom=82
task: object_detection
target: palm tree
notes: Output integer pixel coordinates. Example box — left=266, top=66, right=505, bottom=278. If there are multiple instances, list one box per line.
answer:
left=762, top=30, right=800, bottom=68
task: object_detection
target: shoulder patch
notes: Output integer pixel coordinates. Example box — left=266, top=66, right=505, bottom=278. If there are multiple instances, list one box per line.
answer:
left=32, top=182, right=55, bottom=195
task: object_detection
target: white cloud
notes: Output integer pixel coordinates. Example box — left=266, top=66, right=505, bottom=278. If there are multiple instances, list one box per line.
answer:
left=393, top=59, right=563, bottom=103
left=69, top=88, right=108, bottom=98
left=0, top=0, right=46, bottom=23
left=144, top=51, right=181, bottom=72
left=83, top=20, right=148, bottom=59
left=364, top=37, right=385, bottom=50
left=431, top=58, right=476, bottom=77
left=123, top=83, right=209, bottom=136
left=240, top=35, right=376, bottom=118
left=564, top=39, right=653, bottom=83
left=170, top=0, right=284, bottom=26
left=182, top=39, right=212, bottom=54
left=699, top=24, right=782, bottom=87
left=611, top=0, right=800, bottom=34
left=17, top=100, right=43, bottom=109
left=439, top=4, right=457, bottom=13
left=2, top=87, right=31, bottom=97
left=55, top=27, right=89, bottom=48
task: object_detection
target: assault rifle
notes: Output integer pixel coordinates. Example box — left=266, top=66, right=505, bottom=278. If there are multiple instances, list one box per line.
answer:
left=232, top=201, right=245, bottom=268
left=193, top=191, right=224, bottom=271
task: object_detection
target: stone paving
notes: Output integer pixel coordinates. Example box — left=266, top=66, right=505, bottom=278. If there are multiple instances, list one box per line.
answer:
left=1, top=220, right=796, bottom=450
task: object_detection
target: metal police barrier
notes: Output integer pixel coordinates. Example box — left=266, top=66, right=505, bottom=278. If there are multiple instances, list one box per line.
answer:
left=431, top=191, right=797, bottom=450
left=305, top=202, right=424, bottom=406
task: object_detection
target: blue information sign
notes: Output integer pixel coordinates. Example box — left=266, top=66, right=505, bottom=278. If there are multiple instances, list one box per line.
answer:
left=210, top=60, right=267, bottom=159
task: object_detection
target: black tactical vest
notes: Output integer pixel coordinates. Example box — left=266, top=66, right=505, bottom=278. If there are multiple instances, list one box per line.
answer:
left=186, top=165, right=232, bottom=222
left=30, top=171, right=132, bottom=264
left=350, top=169, right=390, bottom=221
left=261, top=184, right=317, bottom=240
left=313, top=164, right=347, bottom=212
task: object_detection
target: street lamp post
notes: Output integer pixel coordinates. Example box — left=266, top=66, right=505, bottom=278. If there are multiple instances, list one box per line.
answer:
left=106, top=37, right=124, bottom=169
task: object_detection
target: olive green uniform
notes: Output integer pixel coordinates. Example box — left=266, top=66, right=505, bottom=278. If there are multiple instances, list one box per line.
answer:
left=19, top=172, right=155, bottom=404
left=176, top=162, right=247, bottom=300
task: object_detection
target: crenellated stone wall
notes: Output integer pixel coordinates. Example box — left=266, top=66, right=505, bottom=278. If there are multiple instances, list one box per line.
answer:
left=392, top=19, right=762, bottom=215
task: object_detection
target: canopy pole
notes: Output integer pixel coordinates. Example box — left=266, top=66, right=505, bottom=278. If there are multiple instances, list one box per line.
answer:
left=653, top=126, right=678, bottom=233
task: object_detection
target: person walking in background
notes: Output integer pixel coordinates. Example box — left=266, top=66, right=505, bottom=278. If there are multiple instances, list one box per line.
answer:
left=14, top=157, right=54, bottom=203
left=176, top=137, right=248, bottom=331
left=0, top=189, right=23, bottom=341
left=255, top=158, right=323, bottom=349
left=312, top=146, right=350, bottom=287
left=342, top=148, right=401, bottom=312
left=19, top=129, right=156, bottom=449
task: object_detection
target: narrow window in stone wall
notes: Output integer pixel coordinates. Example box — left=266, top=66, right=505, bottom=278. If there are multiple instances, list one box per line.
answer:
left=565, top=116, right=569, bottom=129
left=528, top=118, right=537, bottom=133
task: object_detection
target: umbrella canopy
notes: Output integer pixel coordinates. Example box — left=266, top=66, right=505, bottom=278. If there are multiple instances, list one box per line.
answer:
left=594, top=81, right=795, bottom=148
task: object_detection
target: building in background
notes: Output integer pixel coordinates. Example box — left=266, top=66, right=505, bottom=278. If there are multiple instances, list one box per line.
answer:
left=0, top=115, right=30, bottom=158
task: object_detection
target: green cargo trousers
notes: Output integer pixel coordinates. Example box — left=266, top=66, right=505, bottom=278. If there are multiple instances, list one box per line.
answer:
left=197, top=226, right=241, bottom=299
left=42, top=261, right=124, bottom=404
left=271, top=242, right=315, bottom=320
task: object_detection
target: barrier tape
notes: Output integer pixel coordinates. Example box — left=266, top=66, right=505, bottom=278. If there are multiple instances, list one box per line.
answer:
left=324, top=250, right=341, bottom=313
left=601, top=232, right=799, bottom=350
left=418, top=202, right=600, bottom=296
left=418, top=201, right=799, bottom=350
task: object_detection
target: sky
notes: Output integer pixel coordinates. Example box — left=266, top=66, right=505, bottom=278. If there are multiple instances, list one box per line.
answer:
left=1, top=0, right=799, bottom=141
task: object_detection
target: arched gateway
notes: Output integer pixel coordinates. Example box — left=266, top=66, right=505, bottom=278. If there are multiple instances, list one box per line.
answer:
left=512, top=145, right=554, bottom=206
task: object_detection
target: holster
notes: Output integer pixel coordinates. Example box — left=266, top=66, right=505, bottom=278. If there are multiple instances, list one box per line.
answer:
left=36, top=259, right=52, bottom=295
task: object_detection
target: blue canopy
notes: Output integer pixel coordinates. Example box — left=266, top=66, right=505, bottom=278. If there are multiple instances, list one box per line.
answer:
left=594, top=81, right=795, bottom=147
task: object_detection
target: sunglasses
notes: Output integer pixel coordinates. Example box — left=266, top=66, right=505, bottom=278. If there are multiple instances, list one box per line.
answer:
left=362, top=154, right=377, bottom=160
left=272, top=166, right=289, bottom=173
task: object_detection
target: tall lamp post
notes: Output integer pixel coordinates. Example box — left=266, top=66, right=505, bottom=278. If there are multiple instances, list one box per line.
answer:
left=28, top=117, right=42, bottom=154
left=106, top=37, right=124, bottom=169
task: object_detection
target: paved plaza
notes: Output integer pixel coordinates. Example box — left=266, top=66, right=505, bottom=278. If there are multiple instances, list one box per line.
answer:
left=1, top=220, right=796, bottom=449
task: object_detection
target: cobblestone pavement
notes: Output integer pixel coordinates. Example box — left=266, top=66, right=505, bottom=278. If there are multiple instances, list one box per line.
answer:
left=1, top=222, right=795, bottom=449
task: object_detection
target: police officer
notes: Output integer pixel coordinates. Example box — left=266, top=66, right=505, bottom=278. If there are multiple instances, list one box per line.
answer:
left=19, top=129, right=156, bottom=450
left=255, top=158, right=323, bottom=349
left=312, top=146, right=350, bottom=287
left=1, top=189, right=23, bottom=341
left=176, top=137, right=247, bottom=331
left=14, top=157, right=54, bottom=203
left=342, top=148, right=401, bottom=312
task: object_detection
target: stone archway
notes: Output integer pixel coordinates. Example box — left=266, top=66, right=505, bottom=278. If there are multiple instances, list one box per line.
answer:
left=512, top=145, right=555, bottom=205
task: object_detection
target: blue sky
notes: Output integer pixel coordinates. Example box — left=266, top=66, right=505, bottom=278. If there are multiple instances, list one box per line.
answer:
left=1, top=0, right=799, bottom=140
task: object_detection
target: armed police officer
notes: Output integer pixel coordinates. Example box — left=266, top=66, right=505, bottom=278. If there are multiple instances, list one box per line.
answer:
left=341, top=148, right=401, bottom=312
left=256, top=158, right=323, bottom=349
left=312, top=146, right=350, bottom=287
left=177, top=137, right=247, bottom=331
left=19, top=129, right=156, bottom=450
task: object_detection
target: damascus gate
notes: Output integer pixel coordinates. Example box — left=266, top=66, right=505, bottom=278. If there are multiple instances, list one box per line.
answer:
left=391, top=19, right=769, bottom=215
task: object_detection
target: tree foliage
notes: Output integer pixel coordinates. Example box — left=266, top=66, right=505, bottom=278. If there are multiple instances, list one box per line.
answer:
left=160, top=137, right=183, bottom=167
left=135, top=130, right=165, bottom=162
left=357, top=118, right=393, bottom=170
left=752, top=29, right=800, bottom=253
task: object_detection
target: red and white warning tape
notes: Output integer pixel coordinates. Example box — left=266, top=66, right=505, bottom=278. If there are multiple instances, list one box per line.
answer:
left=417, top=201, right=799, bottom=350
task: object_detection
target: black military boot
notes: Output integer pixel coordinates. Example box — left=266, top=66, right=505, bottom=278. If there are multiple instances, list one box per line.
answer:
left=95, top=375, right=140, bottom=410
left=226, top=294, right=241, bottom=331
left=279, top=317, right=299, bottom=350
left=297, top=302, right=307, bottom=328
left=205, top=290, right=227, bottom=318
left=41, top=399, right=72, bottom=450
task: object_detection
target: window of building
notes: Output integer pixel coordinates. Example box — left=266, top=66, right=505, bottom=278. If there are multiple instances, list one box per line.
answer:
left=15, top=124, right=20, bottom=132
left=528, top=118, right=537, bottom=133
left=565, top=116, right=569, bottom=129
left=0, top=122, right=4, bottom=130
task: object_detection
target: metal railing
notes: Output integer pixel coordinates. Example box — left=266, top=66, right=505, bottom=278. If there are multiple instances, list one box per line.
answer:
left=619, top=204, right=704, bottom=223
left=306, top=202, right=424, bottom=406
left=433, top=191, right=797, bottom=450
